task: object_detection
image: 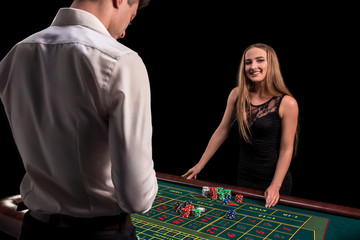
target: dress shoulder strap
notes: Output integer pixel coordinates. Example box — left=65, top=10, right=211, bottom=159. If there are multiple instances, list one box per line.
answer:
left=276, top=94, right=286, bottom=115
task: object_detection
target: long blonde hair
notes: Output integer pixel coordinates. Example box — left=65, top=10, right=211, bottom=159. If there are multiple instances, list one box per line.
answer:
left=236, top=43, right=298, bottom=151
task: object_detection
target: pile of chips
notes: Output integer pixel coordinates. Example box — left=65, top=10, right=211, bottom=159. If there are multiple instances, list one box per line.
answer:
left=235, top=194, right=243, bottom=203
left=193, top=208, right=202, bottom=217
left=224, top=189, right=232, bottom=199
left=181, top=206, right=192, bottom=218
left=201, top=186, right=245, bottom=220
left=176, top=186, right=245, bottom=221
left=174, top=200, right=192, bottom=214
left=203, top=186, right=233, bottom=201
left=173, top=200, right=205, bottom=218
left=210, top=187, right=217, bottom=200
left=202, top=186, right=210, bottom=198
left=226, top=210, right=236, bottom=219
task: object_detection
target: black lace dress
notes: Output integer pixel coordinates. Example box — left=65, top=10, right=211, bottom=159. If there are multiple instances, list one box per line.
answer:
left=237, top=95, right=292, bottom=195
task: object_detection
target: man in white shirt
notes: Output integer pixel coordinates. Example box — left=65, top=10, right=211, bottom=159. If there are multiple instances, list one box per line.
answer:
left=0, top=0, right=158, bottom=239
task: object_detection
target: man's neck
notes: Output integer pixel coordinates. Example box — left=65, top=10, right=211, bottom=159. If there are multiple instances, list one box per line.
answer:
left=70, top=0, right=114, bottom=30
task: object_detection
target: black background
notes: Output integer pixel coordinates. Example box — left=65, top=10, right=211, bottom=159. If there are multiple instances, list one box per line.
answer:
left=1, top=1, right=359, bottom=211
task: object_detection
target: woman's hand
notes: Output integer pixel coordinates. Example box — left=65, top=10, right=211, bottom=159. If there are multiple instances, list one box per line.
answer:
left=264, top=184, right=280, bottom=208
left=182, top=164, right=202, bottom=179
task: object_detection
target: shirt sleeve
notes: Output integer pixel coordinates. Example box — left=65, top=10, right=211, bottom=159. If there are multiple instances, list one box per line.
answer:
left=106, top=52, right=158, bottom=213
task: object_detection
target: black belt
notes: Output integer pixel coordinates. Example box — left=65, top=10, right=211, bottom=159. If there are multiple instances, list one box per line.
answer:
left=30, top=211, right=132, bottom=230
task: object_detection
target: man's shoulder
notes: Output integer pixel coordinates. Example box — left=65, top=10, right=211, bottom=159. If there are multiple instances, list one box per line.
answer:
left=20, top=25, right=136, bottom=60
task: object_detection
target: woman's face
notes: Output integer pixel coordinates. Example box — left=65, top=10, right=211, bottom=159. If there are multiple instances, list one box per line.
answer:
left=244, top=47, right=268, bottom=84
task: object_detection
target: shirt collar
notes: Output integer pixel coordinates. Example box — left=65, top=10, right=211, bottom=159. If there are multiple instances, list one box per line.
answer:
left=51, top=8, right=112, bottom=38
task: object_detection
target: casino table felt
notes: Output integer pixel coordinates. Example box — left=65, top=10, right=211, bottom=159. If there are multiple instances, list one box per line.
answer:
left=1, top=174, right=360, bottom=239
left=132, top=180, right=332, bottom=240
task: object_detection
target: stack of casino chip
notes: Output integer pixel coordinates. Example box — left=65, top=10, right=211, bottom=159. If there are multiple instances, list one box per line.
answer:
left=210, top=187, right=218, bottom=200
left=221, top=199, right=230, bottom=205
left=235, top=194, right=243, bottom=203
left=197, top=207, right=205, bottom=213
left=202, top=186, right=210, bottom=198
left=218, top=191, right=225, bottom=201
left=185, top=204, right=195, bottom=213
left=174, top=200, right=201, bottom=218
left=181, top=207, right=191, bottom=218
left=224, top=189, right=232, bottom=200
left=226, top=210, right=236, bottom=219
left=173, top=201, right=184, bottom=213
left=193, top=208, right=202, bottom=217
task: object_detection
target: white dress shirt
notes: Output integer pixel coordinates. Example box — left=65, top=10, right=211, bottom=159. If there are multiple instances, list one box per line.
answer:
left=0, top=8, right=158, bottom=217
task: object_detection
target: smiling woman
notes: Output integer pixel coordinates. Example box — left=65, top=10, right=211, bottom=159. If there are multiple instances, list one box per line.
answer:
left=244, top=53, right=267, bottom=84
left=183, top=43, right=299, bottom=209
left=236, top=43, right=297, bottom=145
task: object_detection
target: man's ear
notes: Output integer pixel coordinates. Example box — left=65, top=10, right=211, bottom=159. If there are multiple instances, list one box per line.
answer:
left=112, top=0, right=124, bottom=9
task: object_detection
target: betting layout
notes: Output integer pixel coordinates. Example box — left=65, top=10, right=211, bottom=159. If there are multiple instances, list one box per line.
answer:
left=132, top=181, right=329, bottom=240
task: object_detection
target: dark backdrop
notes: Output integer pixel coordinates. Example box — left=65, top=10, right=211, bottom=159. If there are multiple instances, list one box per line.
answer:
left=1, top=1, right=358, bottom=209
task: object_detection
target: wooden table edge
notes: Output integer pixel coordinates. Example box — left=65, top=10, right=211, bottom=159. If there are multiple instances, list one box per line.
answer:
left=156, top=172, right=360, bottom=219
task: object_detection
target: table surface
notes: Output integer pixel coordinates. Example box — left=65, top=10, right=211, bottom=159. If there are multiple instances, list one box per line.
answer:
left=133, top=172, right=360, bottom=240
left=1, top=172, right=360, bottom=240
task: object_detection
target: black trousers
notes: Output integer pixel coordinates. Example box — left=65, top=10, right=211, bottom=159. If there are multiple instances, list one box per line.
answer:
left=19, top=211, right=137, bottom=240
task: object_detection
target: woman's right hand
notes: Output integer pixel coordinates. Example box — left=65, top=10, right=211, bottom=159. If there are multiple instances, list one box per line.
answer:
left=182, top=164, right=202, bottom=179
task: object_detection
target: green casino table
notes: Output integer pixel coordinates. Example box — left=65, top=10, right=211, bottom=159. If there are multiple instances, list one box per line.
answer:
left=1, top=172, right=360, bottom=240
left=134, top=173, right=360, bottom=240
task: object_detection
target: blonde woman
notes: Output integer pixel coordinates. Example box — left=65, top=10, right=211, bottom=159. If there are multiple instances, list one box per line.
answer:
left=182, top=43, right=299, bottom=208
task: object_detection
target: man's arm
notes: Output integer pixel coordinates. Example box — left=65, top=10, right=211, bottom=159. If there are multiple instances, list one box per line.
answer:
left=107, top=52, right=158, bottom=213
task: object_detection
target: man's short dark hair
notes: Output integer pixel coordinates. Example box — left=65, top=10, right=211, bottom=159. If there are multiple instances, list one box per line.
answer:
left=128, top=0, right=150, bottom=9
